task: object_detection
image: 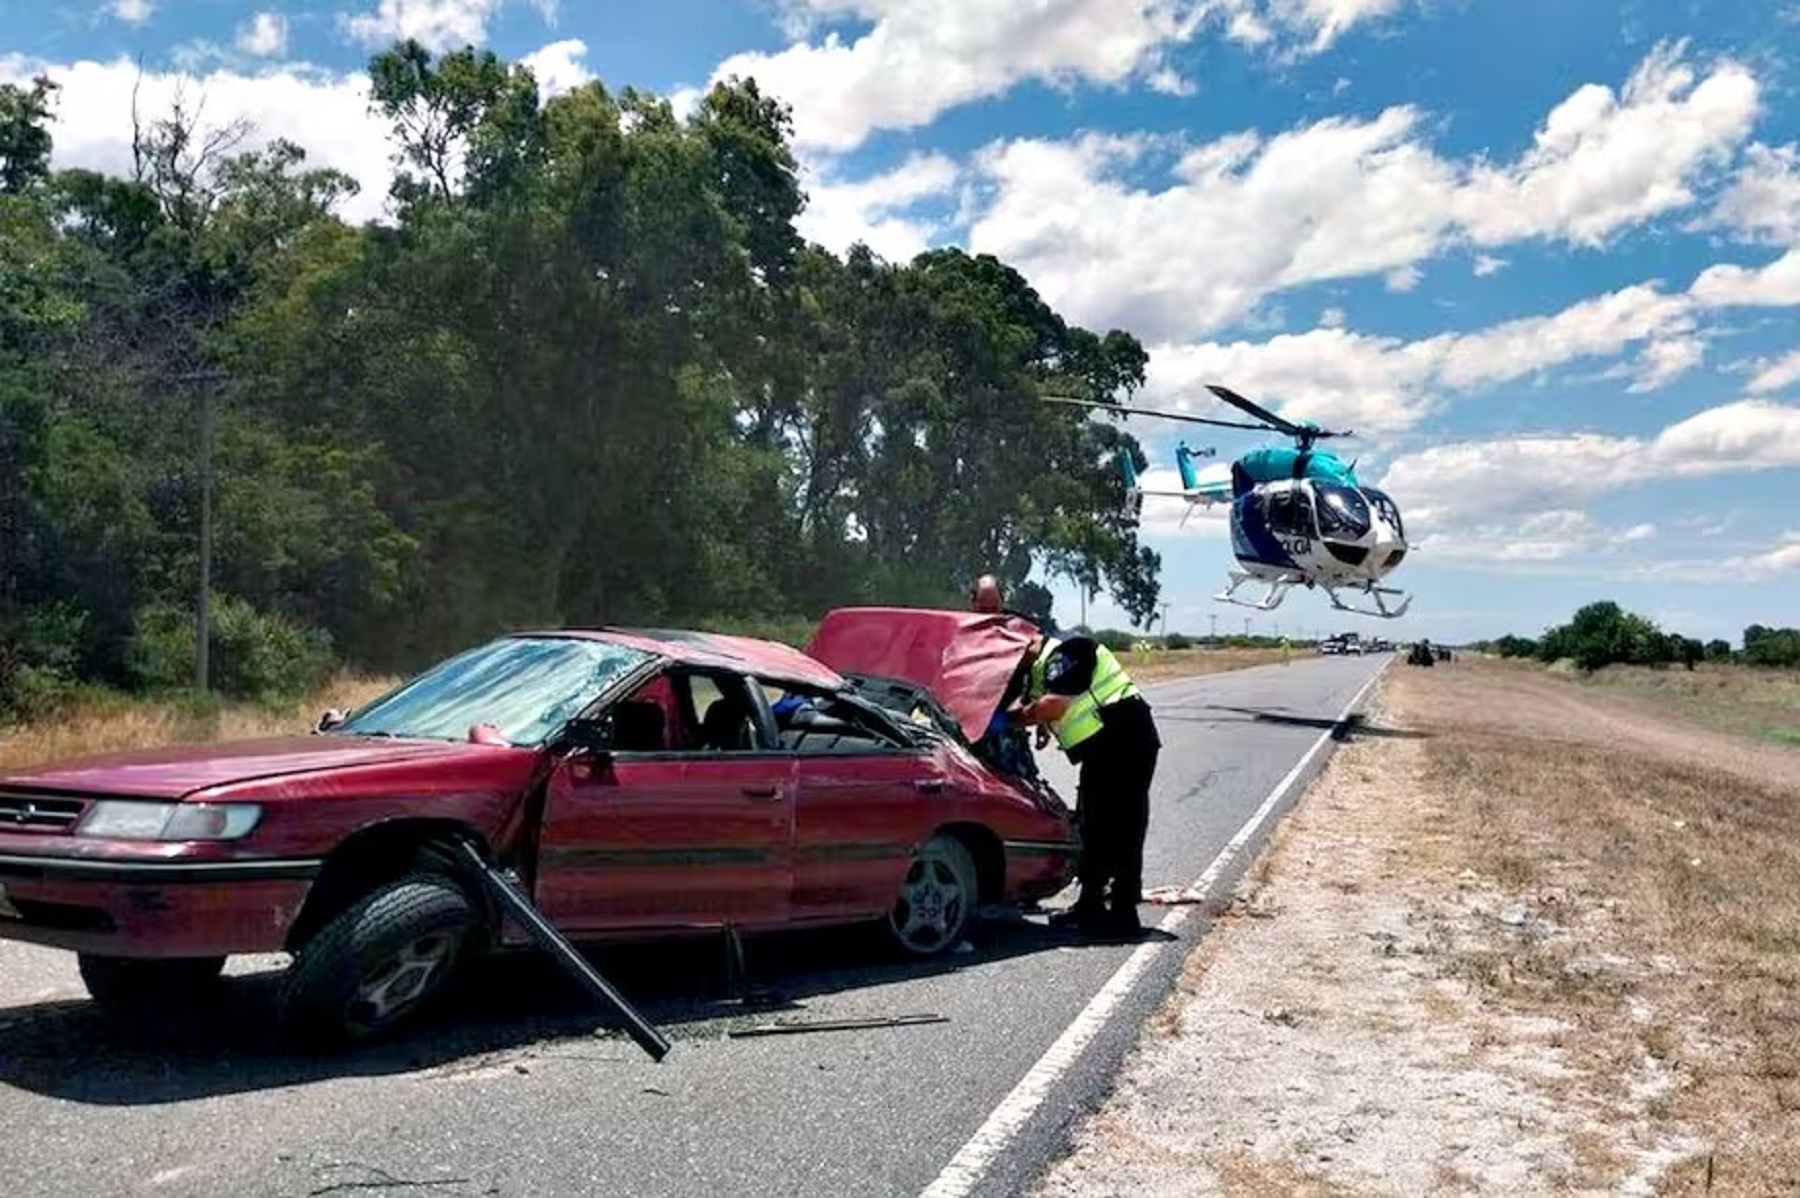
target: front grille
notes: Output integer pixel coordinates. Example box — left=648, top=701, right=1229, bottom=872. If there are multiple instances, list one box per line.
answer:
left=0, top=794, right=88, bottom=833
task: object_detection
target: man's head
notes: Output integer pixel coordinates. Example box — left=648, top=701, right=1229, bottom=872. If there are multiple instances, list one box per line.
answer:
left=971, top=574, right=1003, bottom=613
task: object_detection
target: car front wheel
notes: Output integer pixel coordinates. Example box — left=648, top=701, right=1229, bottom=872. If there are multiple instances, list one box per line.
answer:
left=886, top=833, right=978, bottom=956
left=276, top=873, right=480, bottom=1050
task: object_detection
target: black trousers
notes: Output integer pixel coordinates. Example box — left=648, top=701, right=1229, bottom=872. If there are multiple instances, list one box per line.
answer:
left=1069, top=701, right=1160, bottom=915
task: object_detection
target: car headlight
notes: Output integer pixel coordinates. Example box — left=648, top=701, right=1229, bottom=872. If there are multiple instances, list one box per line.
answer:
left=78, top=801, right=263, bottom=841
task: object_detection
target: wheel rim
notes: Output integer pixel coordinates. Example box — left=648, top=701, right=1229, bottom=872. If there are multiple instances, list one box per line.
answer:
left=345, top=931, right=459, bottom=1032
left=889, top=845, right=969, bottom=953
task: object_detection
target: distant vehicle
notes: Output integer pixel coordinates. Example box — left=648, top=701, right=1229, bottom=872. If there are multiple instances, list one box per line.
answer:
left=0, top=609, right=1076, bottom=1047
left=1044, top=384, right=1413, bottom=618
left=1407, top=640, right=1437, bottom=667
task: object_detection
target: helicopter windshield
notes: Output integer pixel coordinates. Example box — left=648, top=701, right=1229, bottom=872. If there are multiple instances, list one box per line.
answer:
left=1314, top=485, right=1371, bottom=541
left=1363, top=486, right=1404, bottom=540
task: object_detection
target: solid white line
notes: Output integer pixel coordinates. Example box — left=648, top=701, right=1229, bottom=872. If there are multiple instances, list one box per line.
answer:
left=917, top=660, right=1389, bottom=1198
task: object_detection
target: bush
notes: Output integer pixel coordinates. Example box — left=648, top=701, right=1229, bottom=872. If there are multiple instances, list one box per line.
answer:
left=0, top=603, right=89, bottom=720
left=128, top=597, right=337, bottom=704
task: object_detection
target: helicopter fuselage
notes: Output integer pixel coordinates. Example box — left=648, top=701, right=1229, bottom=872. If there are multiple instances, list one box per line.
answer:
left=1218, top=477, right=1411, bottom=617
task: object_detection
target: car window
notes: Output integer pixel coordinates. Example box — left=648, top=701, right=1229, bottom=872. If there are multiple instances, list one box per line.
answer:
left=338, top=636, right=653, bottom=747
left=765, top=682, right=918, bottom=755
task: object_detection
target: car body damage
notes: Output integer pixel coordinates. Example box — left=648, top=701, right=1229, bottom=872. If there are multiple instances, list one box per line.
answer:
left=0, top=607, right=1076, bottom=1045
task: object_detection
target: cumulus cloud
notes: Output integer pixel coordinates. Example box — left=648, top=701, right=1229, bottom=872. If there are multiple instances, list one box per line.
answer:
left=1690, top=246, right=1800, bottom=308
left=0, top=53, right=397, bottom=225
left=1138, top=280, right=1701, bottom=434
left=1695, top=141, right=1800, bottom=246
left=710, top=1, right=1209, bottom=154
left=1375, top=399, right=1800, bottom=542
left=1746, top=347, right=1800, bottom=394
left=106, top=0, right=153, bottom=25
left=236, top=13, right=289, bottom=58
left=518, top=39, right=593, bottom=97
left=796, top=152, right=959, bottom=262
left=964, top=41, right=1760, bottom=341
left=339, top=0, right=551, bottom=52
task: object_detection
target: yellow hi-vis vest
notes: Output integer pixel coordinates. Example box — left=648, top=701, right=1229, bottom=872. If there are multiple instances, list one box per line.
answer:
left=1025, top=638, right=1141, bottom=751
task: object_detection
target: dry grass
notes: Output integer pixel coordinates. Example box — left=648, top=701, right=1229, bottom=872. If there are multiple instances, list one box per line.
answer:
left=0, top=675, right=399, bottom=774
left=1398, top=659, right=1800, bottom=1195
left=1035, top=656, right=1800, bottom=1197
left=1120, top=645, right=1295, bottom=681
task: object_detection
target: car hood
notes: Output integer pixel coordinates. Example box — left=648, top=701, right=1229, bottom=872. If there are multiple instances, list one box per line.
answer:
left=806, top=607, right=1041, bottom=741
left=0, top=734, right=516, bottom=801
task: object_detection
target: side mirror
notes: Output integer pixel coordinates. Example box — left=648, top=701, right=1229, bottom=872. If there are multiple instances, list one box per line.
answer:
left=315, top=708, right=347, bottom=734
left=559, top=715, right=614, bottom=758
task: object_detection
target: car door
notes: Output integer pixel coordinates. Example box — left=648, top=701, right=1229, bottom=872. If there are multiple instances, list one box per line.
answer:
left=533, top=668, right=795, bottom=934
left=770, top=684, right=946, bottom=921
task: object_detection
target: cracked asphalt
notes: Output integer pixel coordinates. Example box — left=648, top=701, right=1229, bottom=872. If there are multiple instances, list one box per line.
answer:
left=0, top=652, right=1388, bottom=1198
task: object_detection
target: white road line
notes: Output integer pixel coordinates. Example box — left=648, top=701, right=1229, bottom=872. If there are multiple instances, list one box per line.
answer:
left=918, top=660, right=1390, bottom=1198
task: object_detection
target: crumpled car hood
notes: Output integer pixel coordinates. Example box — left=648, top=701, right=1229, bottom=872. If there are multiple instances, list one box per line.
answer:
left=806, top=607, right=1041, bottom=741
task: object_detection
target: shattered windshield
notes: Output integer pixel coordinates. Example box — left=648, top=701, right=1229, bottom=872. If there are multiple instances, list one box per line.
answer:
left=336, top=636, right=653, bottom=747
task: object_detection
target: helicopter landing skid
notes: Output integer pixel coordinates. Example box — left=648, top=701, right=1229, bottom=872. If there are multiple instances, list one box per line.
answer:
left=1213, top=569, right=1300, bottom=611
left=1324, top=581, right=1412, bottom=619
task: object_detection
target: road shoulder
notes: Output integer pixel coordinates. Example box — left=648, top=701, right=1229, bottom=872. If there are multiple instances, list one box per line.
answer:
left=1029, top=659, right=1800, bottom=1196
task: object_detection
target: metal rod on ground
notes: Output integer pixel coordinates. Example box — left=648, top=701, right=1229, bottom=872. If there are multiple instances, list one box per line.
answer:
left=452, top=840, right=672, bottom=1062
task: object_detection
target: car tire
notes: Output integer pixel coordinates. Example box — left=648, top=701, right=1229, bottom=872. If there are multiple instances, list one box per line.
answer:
left=886, top=833, right=979, bottom=957
left=78, top=953, right=226, bottom=1014
left=276, top=873, right=480, bottom=1050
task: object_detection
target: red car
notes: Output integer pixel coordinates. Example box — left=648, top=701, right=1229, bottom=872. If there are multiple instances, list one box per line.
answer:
left=0, top=607, right=1074, bottom=1044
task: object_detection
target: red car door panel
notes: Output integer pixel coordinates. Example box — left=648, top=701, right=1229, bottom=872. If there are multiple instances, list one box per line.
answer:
left=792, top=750, right=940, bottom=919
left=535, top=753, right=795, bottom=932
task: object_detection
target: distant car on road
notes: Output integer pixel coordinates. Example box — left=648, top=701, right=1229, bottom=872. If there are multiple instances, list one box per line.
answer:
left=0, top=608, right=1076, bottom=1046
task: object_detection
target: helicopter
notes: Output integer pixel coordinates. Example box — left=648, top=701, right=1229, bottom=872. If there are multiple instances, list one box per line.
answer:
left=1045, top=384, right=1413, bottom=619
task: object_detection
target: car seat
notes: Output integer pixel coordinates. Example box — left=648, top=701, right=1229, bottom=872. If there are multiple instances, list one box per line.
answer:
left=611, top=701, right=666, bottom=751
left=699, top=695, right=756, bottom=751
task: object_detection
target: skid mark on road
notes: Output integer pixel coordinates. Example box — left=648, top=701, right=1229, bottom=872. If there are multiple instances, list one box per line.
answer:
left=918, top=662, right=1388, bottom=1198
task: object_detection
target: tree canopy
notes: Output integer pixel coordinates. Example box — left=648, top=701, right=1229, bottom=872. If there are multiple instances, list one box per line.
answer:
left=0, top=46, right=1162, bottom=713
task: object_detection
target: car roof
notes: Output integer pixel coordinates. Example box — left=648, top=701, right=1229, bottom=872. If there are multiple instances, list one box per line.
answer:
left=513, top=627, right=847, bottom=691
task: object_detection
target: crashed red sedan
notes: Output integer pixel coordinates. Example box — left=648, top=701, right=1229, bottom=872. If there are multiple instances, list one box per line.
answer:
left=0, top=607, right=1074, bottom=1045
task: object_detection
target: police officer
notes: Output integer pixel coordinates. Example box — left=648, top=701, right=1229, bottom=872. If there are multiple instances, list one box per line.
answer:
left=1008, top=630, right=1160, bottom=938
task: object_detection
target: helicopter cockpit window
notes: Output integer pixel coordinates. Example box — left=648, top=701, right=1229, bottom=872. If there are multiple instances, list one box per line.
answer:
left=1363, top=487, right=1404, bottom=539
left=1314, top=485, right=1371, bottom=541
left=1264, top=488, right=1315, bottom=538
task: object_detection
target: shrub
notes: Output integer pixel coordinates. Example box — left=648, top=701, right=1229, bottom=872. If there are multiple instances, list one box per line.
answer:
left=128, top=597, right=337, bottom=704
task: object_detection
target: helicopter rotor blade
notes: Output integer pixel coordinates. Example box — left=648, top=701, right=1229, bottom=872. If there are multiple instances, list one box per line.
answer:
left=1040, top=394, right=1272, bottom=433
left=1203, top=384, right=1351, bottom=440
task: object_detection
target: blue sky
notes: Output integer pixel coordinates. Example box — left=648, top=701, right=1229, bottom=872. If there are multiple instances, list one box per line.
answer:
left=3, top=1, right=1798, bottom=646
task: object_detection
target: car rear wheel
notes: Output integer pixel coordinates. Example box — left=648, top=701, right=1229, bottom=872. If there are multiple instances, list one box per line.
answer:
left=886, top=833, right=978, bottom=956
left=78, top=953, right=226, bottom=1014
left=276, top=873, right=480, bottom=1050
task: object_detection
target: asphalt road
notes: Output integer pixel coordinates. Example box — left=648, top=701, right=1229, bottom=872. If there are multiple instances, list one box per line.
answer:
left=0, top=651, right=1389, bottom=1198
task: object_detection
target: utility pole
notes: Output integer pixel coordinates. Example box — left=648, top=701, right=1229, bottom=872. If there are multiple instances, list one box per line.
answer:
left=1209, top=613, right=1217, bottom=641
left=1158, top=601, right=1172, bottom=637
left=177, top=369, right=229, bottom=693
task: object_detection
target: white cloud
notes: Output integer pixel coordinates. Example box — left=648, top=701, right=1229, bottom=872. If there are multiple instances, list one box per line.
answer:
left=1385, top=264, right=1422, bottom=292
left=1690, top=246, right=1800, bottom=308
left=709, top=0, right=1209, bottom=153
left=1375, top=399, right=1800, bottom=544
left=0, top=54, right=396, bottom=225
left=1746, top=347, right=1800, bottom=394
left=519, top=39, right=592, bottom=96
left=1697, top=142, right=1800, bottom=246
left=1472, top=254, right=1506, bottom=277
left=1625, top=334, right=1707, bottom=392
left=1132, top=468, right=1232, bottom=539
left=966, top=42, right=1760, bottom=341
left=1453, top=40, right=1759, bottom=248
left=236, top=12, right=289, bottom=58
left=339, top=0, right=552, bottom=52
left=107, top=0, right=153, bottom=24
left=796, top=152, right=959, bottom=262
left=1140, top=280, right=1700, bottom=434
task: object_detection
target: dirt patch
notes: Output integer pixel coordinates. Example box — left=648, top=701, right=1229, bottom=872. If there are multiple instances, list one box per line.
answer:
left=1032, top=659, right=1800, bottom=1196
